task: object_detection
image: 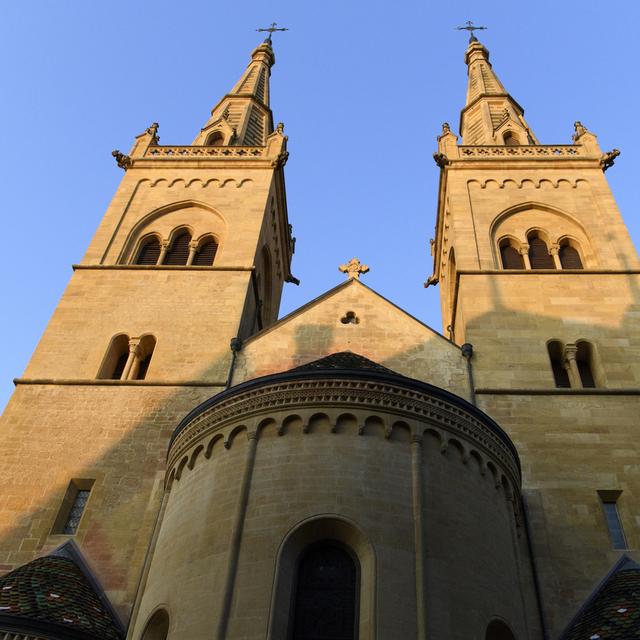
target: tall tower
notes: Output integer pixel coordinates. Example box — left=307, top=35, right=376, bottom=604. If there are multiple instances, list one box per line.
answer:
left=430, top=37, right=640, bottom=635
left=0, top=36, right=294, bottom=626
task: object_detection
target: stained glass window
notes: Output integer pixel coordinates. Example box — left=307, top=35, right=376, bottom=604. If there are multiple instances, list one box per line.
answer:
left=63, top=489, right=91, bottom=535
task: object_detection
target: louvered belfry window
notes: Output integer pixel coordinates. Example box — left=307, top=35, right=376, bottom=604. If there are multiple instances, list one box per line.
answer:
left=193, top=238, right=218, bottom=266
left=135, top=237, right=161, bottom=265
left=163, top=231, right=192, bottom=265
left=500, top=243, right=524, bottom=269
left=291, top=542, right=358, bottom=640
left=528, top=235, right=556, bottom=269
left=559, top=244, right=583, bottom=269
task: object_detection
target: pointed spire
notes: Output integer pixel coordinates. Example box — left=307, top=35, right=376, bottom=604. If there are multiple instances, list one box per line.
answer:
left=460, top=38, right=538, bottom=145
left=193, top=40, right=276, bottom=146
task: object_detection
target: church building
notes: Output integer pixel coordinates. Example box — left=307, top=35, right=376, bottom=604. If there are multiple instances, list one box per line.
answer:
left=0, top=29, right=638, bottom=640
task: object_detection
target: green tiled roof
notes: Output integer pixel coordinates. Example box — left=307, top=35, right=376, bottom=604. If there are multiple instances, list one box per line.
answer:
left=562, top=558, right=640, bottom=640
left=0, top=553, right=123, bottom=640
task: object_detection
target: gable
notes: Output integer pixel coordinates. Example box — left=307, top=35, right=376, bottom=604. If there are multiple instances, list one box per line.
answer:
left=234, top=280, right=469, bottom=398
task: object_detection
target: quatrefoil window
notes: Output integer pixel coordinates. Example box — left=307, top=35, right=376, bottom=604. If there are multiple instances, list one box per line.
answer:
left=340, top=311, right=359, bottom=325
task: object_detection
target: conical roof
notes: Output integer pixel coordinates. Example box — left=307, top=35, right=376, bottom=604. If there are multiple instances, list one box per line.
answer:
left=0, top=552, right=123, bottom=640
left=561, top=557, right=640, bottom=640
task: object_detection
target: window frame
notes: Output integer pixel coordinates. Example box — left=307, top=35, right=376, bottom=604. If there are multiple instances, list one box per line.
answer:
left=598, top=490, right=627, bottom=549
left=288, top=539, right=360, bottom=640
left=50, top=479, right=95, bottom=536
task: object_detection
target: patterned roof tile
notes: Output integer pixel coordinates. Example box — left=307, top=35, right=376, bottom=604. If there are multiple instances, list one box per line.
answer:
left=0, top=554, right=123, bottom=640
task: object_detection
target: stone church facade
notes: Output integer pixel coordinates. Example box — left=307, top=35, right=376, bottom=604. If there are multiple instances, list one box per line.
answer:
left=0, top=34, right=638, bottom=640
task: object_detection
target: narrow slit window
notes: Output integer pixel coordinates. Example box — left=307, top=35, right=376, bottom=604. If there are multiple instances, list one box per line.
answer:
left=51, top=479, right=95, bottom=535
left=547, top=340, right=570, bottom=388
left=599, top=492, right=627, bottom=549
left=97, top=334, right=130, bottom=380
left=576, top=341, right=596, bottom=388
left=133, top=335, right=156, bottom=380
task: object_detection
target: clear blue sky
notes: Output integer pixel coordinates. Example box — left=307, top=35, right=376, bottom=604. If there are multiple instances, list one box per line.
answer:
left=1, top=1, right=638, bottom=410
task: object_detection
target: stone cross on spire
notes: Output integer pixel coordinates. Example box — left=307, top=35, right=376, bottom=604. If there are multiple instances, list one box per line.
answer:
left=339, top=258, right=369, bottom=280
left=456, top=20, right=487, bottom=43
left=256, top=22, right=289, bottom=43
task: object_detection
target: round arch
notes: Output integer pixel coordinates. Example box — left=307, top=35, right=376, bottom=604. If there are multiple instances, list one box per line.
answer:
left=140, top=607, right=170, bottom=640
left=489, top=201, right=595, bottom=269
left=485, top=618, right=517, bottom=640
left=266, top=514, right=376, bottom=640
left=118, top=200, right=228, bottom=263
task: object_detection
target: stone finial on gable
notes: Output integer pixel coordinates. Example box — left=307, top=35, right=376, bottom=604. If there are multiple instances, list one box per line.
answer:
left=339, top=258, right=369, bottom=280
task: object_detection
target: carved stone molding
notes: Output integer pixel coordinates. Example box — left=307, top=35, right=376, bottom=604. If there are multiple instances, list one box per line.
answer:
left=168, top=376, right=521, bottom=488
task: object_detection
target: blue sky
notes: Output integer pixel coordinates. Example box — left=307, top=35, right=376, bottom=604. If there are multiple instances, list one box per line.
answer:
left=0, top=1, right=638, bottom=410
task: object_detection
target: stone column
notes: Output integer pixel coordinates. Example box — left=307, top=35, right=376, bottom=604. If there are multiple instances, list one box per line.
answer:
left=186, top=240, right=199, bottom=266
left=216, top=430, right=259, bottom=640
left=411, top=433, right=427, bottom=640
left=563, top=343, right=581, bottom=388
left=549, top=243, right=562, bottom=270
left=122, top=339, right=141, bottom=381
left=519, top=244, right=531, bottom=270
left=157, top=239, right=170, bottom=265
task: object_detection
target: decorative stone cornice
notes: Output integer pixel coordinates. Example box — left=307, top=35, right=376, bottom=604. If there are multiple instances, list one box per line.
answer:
left=168, top=375, right=521, bottom=488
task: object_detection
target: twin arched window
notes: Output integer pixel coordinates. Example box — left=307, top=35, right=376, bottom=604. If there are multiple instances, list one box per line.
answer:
left=134, top=230, right=218, bottom=267
left=97, top=334, right=156, bottom=381
left=547, top=340, right=597, bottom=388
left=499, top=233, right=584, bottom=270
left=290, top=541, right=358, bottom=640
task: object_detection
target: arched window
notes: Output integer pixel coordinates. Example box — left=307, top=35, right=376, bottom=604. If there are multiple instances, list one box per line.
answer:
left=290, top=541, right=358, bottom=640
left=132, top=335, right=156, bottom=381
left=192, top=236, right=218, bottom=266
left=559, top=241, right=584, bottom=269
left=141, top=609, right=169, bottom=640
left=503, top=131, right=520, bottom=146
left=547, top=340, right=570, bottom=388
left=163, top=230, right=192, bottom=265
left=486, top=619, right=516, bottom=640
left=528, top=233, right=555, bottom=269
left=135, top=236, right=161, bottom=265
left=97, top=334, right=130, bottom=380
left=206, top=131, right=224, bottom=146
left=576, top=341, right=596, bottom=388
left=499, top=240, right=524, bottom=270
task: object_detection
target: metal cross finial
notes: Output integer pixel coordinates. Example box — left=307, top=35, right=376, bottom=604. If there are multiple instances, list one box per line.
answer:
left=256, top=22, right=289, bottom=43
left=455, top=20, right=487, bottom=43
